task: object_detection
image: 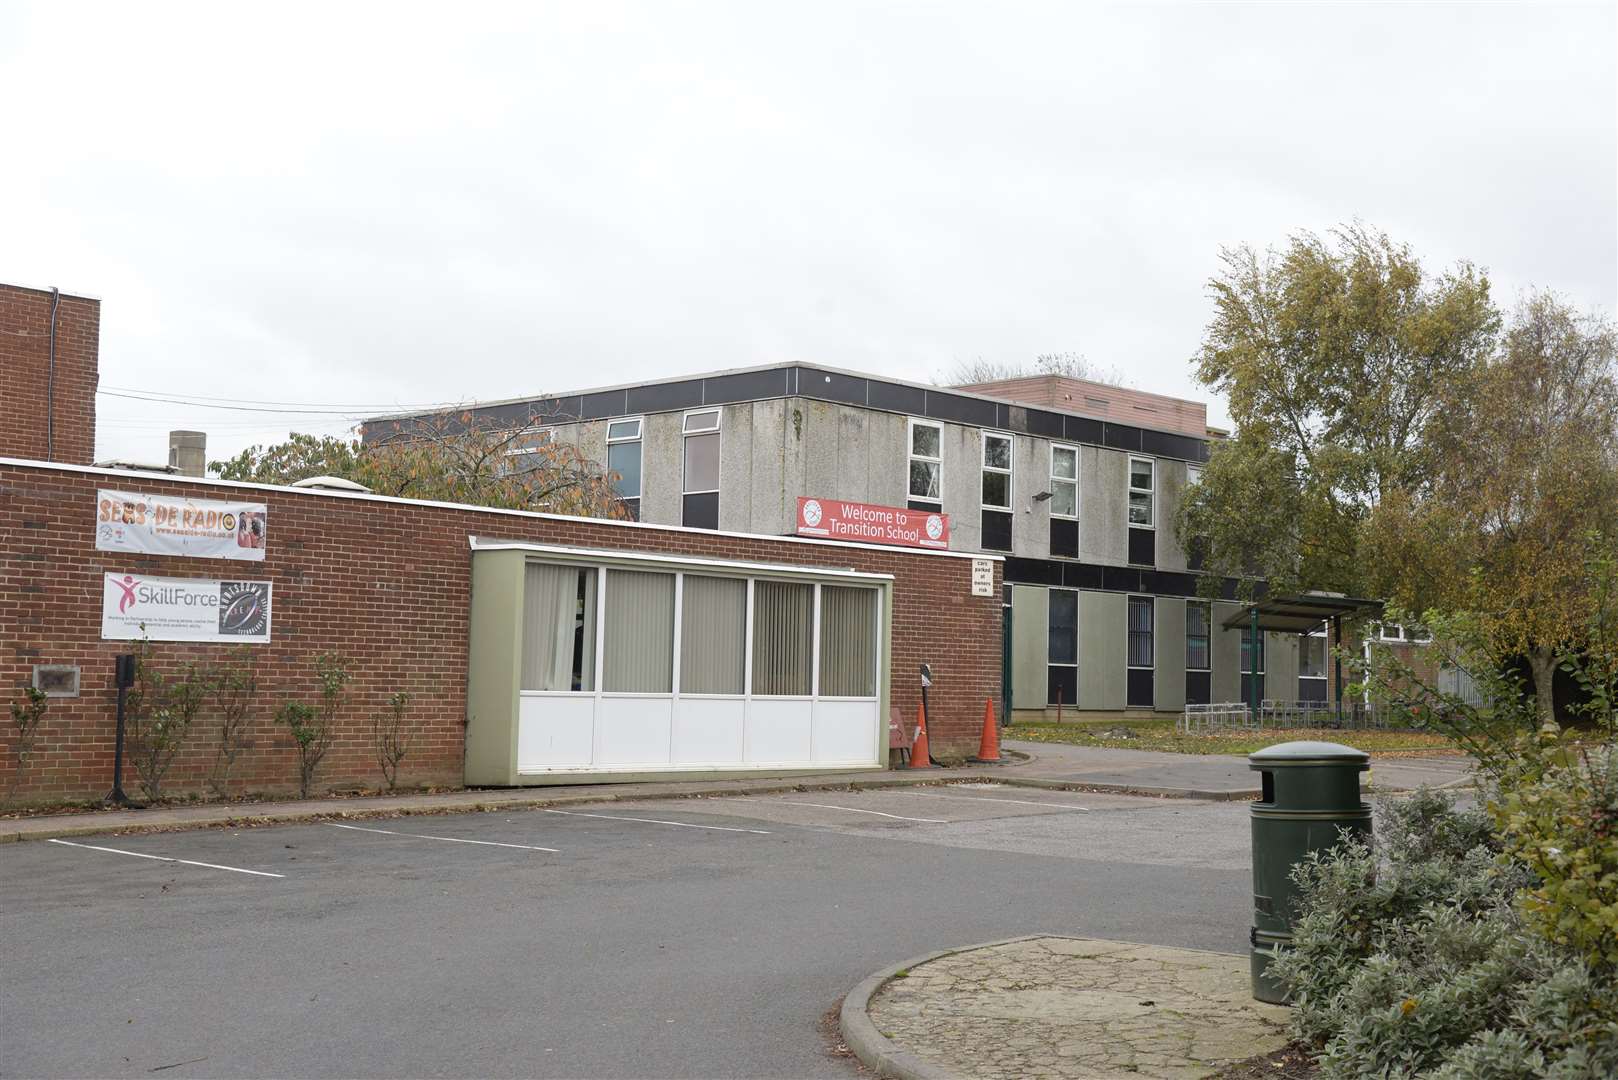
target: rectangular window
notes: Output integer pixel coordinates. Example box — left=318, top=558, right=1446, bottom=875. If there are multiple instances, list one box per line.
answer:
left=680, top=575, right=746, bottom=694
left=1187, top=463, right=1204, bottom=487
left=1128, top=457, right=1154, bottom=527
left=603, top=570, right=674, bottom=693
left=683, top=409, right=721, bottom=529
left=521, top=564, right=597, bottom=692
left=1299, top=633, right=1327, bottom=679
left=981, top=432, right=1012, bottom=510
left=908, top=420, right=943, bottom=505
left=1127, top=596, right=1154, bottom=669
left=752, top=580, right=813, bottom=696
left=1186, top=602, right=1211, bottom=671
left=1047, top=589, right=1078, bottom=706
left=1050, top=445, right=1078, bottom=519
left=818, top=586, right=878, bottom=697
left=1241, top=628, right=1266, bottom=673
left=503, top=427, right=554, bottom=474
left=607, top=417, right=643, bottom=519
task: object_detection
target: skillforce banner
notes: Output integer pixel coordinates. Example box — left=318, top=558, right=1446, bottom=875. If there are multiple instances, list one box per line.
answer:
left=102, top=574, right=273, bottom=643
left=795, top=497, right=950, bottom=550
left=95, top=489, right=267, bottom=561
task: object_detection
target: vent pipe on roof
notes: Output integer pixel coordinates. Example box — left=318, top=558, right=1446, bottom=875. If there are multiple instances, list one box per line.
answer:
left=168, top=430, right=206, bottom=477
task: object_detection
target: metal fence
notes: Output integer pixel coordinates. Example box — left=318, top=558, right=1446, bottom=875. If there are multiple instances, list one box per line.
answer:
left=1178, top=699, right=1397, bottom=734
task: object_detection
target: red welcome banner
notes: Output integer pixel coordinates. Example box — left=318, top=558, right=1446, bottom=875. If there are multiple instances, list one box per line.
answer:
left=795, top=498, right=950, bottom=550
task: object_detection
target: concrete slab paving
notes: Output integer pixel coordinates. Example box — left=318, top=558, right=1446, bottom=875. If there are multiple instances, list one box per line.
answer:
left=849, top=935, right=1291, bottom=1080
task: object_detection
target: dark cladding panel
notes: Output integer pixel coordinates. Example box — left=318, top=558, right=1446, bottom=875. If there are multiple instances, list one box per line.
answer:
left=1186, top=670, right=1212, bottom=706
left=627, top=380, right=706, bottom=414
left=1141, top=429, right=1209, bottom=462
left=1047, top=666, right=1077, bottom=708
left=703, top=368, right=793, bottom=406
left=1126, top=668, right=1155, bottom=709
left=1103, top=423, right=1143, bottom=452
left=1049, top=518, right=1078, bottom=559
left=1024, top=409, right=1064, bottom=438
left=981, top=510, right=1013, bottom=552
left=1128, top=526, right=1156, bottom=567
left=1004, top=557, right=1061, bottom=586
left=1064, top=415, right=1103, bottom=445
left=1061, top=562, right=1104, bottom=590
left=1102, top=565, right=1142, bottom=593
left=867, top=379, right=928, bottom=415
left=1140, top=570, right=1197, bottom=596
left=797, top=367, right=869, bottom=406
left=925, top=390, right=1000, bottom=428
left=581, top=389, right=628, bottom=420
left=681, top=491, right=719, bottom=531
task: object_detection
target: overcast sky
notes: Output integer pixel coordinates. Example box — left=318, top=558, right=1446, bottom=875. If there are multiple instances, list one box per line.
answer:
left=3, top=1, right=1613, bottom=465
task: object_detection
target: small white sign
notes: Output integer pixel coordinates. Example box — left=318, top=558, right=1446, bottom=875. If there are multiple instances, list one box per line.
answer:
left=102, top=573, right=273, bottom=643
left=96, top=489, right=267, bottom=562
left=970, top=558, right=995, bottom=597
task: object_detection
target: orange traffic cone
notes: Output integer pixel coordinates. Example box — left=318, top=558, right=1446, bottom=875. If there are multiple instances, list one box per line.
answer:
left=908, top=701, right=932, bottom=768
left=971, top=698, right=1001, bottom=763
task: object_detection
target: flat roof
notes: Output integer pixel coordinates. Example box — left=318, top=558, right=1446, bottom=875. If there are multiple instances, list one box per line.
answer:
left=1220, top=592, right=1384, bottom=633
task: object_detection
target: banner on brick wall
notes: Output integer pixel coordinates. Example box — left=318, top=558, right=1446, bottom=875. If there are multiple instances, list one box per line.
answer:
left=95, top=489, right=267, bottom=561
left=101, top=573, right=273, bottom=643
left=795, top=498, right=949, bottom=550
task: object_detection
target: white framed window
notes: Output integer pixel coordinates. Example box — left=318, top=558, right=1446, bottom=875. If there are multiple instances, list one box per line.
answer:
left=503, top=427, right=554, bottom=473
left=1300, top=630, right=1328, bottom=679
left=682, top=409, right=720, bottom=434
left=606, top=417, right=643, bottom=507
left=981, top=432, right=1012, bottom=510
left=908, top=419, right=943, bottom=503
left=1376, top=622, right=1431, bottom=644
left=1128, top=456, right=1155, bottom=527
left=1049, top=444, right=1078, bottom=519
left=682, top=410, right=721, bottom=495
left=1187, top=463, right=1204, bottom=488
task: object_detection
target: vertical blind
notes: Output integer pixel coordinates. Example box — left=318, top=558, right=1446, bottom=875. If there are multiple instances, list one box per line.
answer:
left=819, top=586, right=878, bottom=697
left=752, top=580, right=813, bottom=696
left=1185, top=603, right=1211, bottom=671
left=522, top=564, right=596, bottom=691
left=681, top=575, right=746, bottom=694
left=603, top=570, right=674, bottom=692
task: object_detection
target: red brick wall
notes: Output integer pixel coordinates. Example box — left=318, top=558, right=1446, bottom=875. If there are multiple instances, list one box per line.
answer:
left=1, top=462, right=1001, bottom=803
left=1, top=285, right=100, bottom=467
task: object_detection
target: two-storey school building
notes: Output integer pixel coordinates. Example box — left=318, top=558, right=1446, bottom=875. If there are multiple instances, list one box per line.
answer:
left=367, top=364, right=1333, bottom=721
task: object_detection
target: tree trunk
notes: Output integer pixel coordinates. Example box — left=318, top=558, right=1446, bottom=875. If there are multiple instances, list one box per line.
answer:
left=1527, top=647, right=1558, bottom=726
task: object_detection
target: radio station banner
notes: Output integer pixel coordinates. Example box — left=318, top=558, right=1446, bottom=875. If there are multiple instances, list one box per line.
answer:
left=795, top=498, right=950, bottom=550
left=102, top=573, right=273, bottom=643
left=96, top=489, right=267, bottom=562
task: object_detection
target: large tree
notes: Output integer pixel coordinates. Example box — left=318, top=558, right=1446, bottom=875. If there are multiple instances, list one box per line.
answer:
left=211, top=408, right=628, bottom=519
left=1177, top=224, right=1499, bottom=597
left=1363, top=293, right=1618, bottom=720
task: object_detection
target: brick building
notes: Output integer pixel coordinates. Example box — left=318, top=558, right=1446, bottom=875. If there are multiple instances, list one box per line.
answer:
left=1, top=284, right=99, bottom=467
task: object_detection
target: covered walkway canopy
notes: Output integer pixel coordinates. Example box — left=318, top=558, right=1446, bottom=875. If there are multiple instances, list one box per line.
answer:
left=1221, top=592, right=1385, bottom=719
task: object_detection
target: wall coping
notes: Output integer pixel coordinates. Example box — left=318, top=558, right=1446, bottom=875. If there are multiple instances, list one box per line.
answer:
left=469, top=537, right=897, bottom=581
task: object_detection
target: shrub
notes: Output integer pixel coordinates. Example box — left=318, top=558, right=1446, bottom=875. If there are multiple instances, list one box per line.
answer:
left=277, top=702, right=327, bottom=798
left=125, top=645, right=212, bottom=802
left=372, top=690, right=412, bottom=791
left=8, top=685, right=49, bottom=798
left=207, top=648, right=257, bottom=799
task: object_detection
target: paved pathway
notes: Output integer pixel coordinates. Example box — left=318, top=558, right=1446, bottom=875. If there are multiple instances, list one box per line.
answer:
left=850, top=936, right=1291, bottom=1080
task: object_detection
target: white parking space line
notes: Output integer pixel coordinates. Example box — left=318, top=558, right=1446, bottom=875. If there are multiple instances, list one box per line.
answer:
left=323, top=823, right=559, bottom=852
left=46, top=838, right=285, bottom=878
left=542, top=808, right=771, bottom=835
left=735, top=798, right=947, bottom=823
left=896, top=789, right=1092, bottom=812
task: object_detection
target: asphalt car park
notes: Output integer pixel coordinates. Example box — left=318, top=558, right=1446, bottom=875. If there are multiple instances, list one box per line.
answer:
left=2, top=784, right=1254, bottom=1079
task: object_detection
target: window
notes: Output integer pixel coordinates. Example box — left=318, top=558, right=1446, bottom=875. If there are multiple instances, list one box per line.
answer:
left=521, top=564, right=597, bottom=691
left=603, top=570, right=674, bottom=693
left=1299, top=633, right=1327, bottom=678
left=819, top=586, right=879, bottom=697
left=1241, top=628, right=1266, bottom=673
left=908, top=420, right=943, bottom=506
left=1047, top=589, right=1078, bottom=706
left=980, top=431, right=1013, bottom=551
left=680, top=575, right=746, bottom=694
left=1186, top=463, right=1204, bottom=487
left=1184, top=462, right=1206, bottom=570
left=1050, top=445, right=1078, bottom=518
left=1186, top=602, right=1211, bottom=671
left=607, top=418, right=642, bottom=519
left=683, top=410, right=721, bottom=529
left=1377, top=622, right=1431, bottom=643
left=752, top=580, right=813, bottom=696
left=1128, top=457, right=1154, bottom=527
left=981, top=433, right=1012, bottom=509
left=503, top=427, right=554, bottom=473
left=1127, top=596, right=1154, bottom=669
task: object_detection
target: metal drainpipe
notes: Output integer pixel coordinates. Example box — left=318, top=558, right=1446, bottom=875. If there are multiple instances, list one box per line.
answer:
left=47, top=287, right=61, bottom=462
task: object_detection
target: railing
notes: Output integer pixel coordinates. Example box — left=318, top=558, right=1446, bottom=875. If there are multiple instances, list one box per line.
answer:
left=1179, top=699, right=1394, bottom=734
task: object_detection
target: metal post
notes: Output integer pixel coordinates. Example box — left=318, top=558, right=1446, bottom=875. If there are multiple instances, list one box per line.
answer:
left=1001, top=600, right=1013, bottom=729
left=919, top=664, right=935, bottom=766
left=1332, top=615, right=1344, bottom=726
left=1248, top=608, right=1260, bottom=722
left=107, top=653, right=135, bottom=807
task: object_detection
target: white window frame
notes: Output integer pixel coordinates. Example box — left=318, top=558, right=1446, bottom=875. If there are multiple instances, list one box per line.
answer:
left=607, top=417, right=643, bottom=442
left=907, top=418, right=944, bottom=504
left=1049, top=443, right=1078, bottom=520
left=980, top=431, right=1013, bottom=511
left=1299, top=628, right=1328, bottom=681
left=682, top=409, right=722, bottom=496
left=606, top=417, right=643, bottom=502
left=1128, top=456, right=1155, bottom=529
left=1186, top=462, right=1204, bottom=487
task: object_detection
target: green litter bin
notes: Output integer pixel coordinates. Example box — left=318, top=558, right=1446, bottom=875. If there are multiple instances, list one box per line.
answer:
left=1249, top=740, right=1371, bottom=1004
